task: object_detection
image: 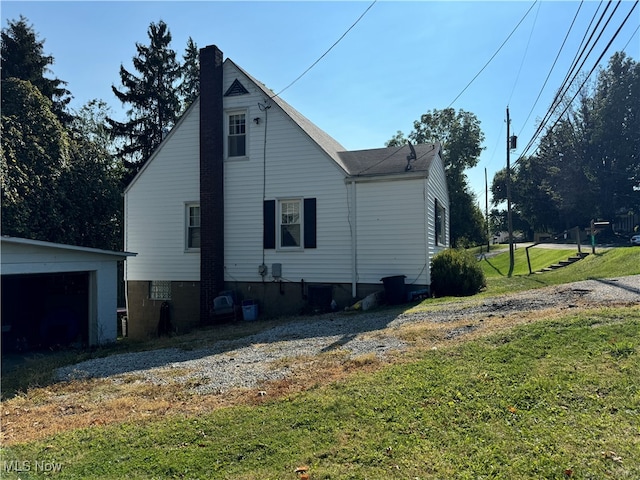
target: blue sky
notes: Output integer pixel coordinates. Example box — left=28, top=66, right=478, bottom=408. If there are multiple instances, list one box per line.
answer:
left=2, top=1, right=638, bottom=205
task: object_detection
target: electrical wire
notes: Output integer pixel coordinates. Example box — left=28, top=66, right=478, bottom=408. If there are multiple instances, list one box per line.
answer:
left=517, top=1, right=609, bottom=155
left=447, top=0, right=538, bottom=108
left=516, top=0, right=585, bottom=138
left=537, top=1, right=638, bottom=146
left=508, top=0, right=541, bottom=105
left=621, top=23, right=639, bottom=52
left=272, top=1, right=376, bottom=99
left=516, top=0, right=629, bottom=163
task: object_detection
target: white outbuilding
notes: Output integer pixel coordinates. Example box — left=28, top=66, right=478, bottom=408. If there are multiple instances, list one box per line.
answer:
left=1, top=236, right=134, bottom=352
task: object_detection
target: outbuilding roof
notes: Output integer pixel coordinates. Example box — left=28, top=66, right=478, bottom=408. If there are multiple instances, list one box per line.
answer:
left=1, top=236, right=136, bottom=259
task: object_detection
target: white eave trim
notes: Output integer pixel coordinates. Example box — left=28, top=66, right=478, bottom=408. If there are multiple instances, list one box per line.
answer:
left=1, top=236, right=136, bottom=259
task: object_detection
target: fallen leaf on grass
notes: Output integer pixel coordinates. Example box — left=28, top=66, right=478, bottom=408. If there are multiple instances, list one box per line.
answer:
left=295, top=465, right=310, bottom=480
left=602, top=451, right=623, bottom=463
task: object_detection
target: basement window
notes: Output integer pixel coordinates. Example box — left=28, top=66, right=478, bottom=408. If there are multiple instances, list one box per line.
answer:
left=150, top=281, right=171, bottom=300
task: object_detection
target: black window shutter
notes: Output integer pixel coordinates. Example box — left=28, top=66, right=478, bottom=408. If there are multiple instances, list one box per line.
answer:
left=304, top=198, right=317, bottom=248
left=263, top=200, right=275, bottom=249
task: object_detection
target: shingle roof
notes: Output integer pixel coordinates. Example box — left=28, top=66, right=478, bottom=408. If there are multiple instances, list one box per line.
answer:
left=227, top=59, right=440, bottom=179
left=338, top=143, right=440, bottom=177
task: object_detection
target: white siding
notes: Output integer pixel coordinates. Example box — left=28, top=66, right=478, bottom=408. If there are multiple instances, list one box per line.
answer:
left=354, top=178, right=429, bottom=285
left=1, top=238, right=125, bottom=345
left=222, top=63, right=353, bottom=283
left=425, top=153, right=450, bottom=284
left=124, top=59, right=451, bottom=293
left=125, top=101, right=201, bottom=281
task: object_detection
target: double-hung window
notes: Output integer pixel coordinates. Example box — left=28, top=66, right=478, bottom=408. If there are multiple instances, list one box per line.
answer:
left=435, top=199, right=446, bottom=246
left=186, top=203, right=200, bottom=250
left=227, top=112, right=246, bottom=158
left=263, top=198, right=317, bottom=250
left=280, top=200, right=301, bottom=248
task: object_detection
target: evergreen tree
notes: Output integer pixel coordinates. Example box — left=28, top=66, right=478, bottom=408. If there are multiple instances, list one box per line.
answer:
left=107, top=20, right=181, bottom=181
left=179, top=36, right=199, bottom=113
left=1, top=16, right=71, bottom=123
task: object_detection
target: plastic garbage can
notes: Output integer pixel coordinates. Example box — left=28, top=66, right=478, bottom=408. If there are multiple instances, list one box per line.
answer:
left=381, top=275, right=406, bottom=305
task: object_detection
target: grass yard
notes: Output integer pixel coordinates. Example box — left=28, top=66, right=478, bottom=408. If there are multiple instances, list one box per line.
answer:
left=1, top=246, right=640, bottom=479
left=2, top=308, right=639, bottom=479
left=480, top=245, right=640, bottom=296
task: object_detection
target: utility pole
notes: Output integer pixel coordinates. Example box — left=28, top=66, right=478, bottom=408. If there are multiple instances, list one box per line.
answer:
left=506, top=107, right=514, bottom=277
left=485, top=168, right=490, bottom=252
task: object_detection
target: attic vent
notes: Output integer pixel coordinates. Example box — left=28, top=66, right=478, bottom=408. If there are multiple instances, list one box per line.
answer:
left=224, top=79, right=249, bottom=97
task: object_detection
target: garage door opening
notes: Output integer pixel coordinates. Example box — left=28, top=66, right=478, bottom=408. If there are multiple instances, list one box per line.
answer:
left=1, top=272, right=90, bottom=353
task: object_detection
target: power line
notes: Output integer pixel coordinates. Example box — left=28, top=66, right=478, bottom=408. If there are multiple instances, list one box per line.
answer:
left=622, top=22, right=639, bottom=52
left=517, top=0, right=628, bottom=162
left=539, top=1, right=638, bottom=143
left=517, top=0, right=585, bottom=138
left=518, top=1, right=614, bottom=158
left=447, top=0, right=539, bottom=108
left=272, top=1, right=377, bottom=99
left=508, top=0, right=541, bottom=105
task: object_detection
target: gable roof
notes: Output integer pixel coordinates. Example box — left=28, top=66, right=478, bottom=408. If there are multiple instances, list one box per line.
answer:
left=338, top=143, right=441, bottom=178
left=227, top=60, right=442, bottom=180
left=226, top=59, right=351, bottom=174
left=126, top=53, right=443, bottom=193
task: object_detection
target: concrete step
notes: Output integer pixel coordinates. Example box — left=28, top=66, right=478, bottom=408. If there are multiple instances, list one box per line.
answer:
left=535, top=252, right=589, bottom=274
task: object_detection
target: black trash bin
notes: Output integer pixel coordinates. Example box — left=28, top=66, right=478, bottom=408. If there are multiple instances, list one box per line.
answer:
left=308, top=284, right=333, bottom=312
left=381, top=275, right=406, bottom=305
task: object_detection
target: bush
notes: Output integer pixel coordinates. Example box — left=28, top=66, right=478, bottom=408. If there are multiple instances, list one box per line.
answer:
left=431, top=248, right=486, bottom=297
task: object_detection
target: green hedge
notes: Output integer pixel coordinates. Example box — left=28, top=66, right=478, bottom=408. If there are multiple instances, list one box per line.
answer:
left=431, top=248, right=486, bottom=296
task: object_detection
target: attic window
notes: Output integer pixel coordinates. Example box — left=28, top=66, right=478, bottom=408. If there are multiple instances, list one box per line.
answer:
left=227, top=112, right=246, bottom=158
left=224, top=79, right=249, bottom=97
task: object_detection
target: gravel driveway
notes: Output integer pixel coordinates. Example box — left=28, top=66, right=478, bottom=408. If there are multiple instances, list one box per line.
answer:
left=56, top=275, right=640, bottom=395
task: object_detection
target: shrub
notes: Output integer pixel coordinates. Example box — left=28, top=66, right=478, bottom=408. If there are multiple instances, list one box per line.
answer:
left=431, top=248, right=486, bottom=297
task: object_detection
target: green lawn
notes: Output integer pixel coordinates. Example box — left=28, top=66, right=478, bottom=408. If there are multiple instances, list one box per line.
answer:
left=2, top=308, right=639, bottom=479
left=2, top=246, right=639, bottom=479
left=480, top=245, right=640, bottom=296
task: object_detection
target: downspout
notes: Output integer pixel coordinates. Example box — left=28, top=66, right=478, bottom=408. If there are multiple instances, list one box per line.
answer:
left=123, top=193, right=129, bottom=320
left=348, top=178, right=357, bottom=298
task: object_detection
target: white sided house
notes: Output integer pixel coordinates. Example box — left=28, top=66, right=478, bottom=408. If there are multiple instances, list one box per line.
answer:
left=124, top=45, right=449, bottom=339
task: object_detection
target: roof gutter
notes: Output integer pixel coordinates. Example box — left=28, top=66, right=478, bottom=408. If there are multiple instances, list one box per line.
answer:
left=344, top=171, right=428, bottom=184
